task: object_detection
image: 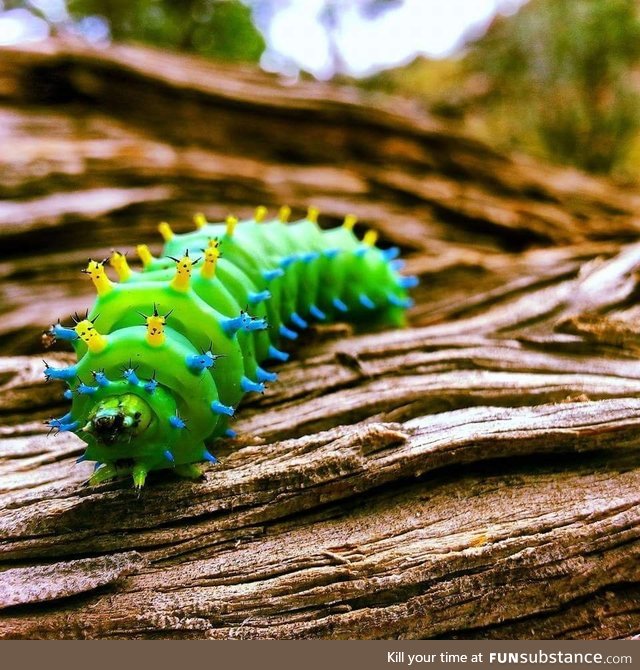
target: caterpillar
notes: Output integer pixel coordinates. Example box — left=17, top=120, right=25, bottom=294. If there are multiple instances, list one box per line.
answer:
left=43, top=206, right=416, bottom=488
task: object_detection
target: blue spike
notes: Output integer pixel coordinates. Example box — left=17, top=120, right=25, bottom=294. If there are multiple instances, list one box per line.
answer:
left=76, top=454, right=87, bottom=463
left=309, top=304, right=326, bottom=321
left=224, top=429, right=237, bottom=439
left=262, top=268, right=285, bottom=281
left=268, top=345, right=289, bottom=362
left=382, top=247, right=400, bottom=261
left=301, top=251, right=320, bottom=263
left=256, top=366, right=278, bottom=383
left=186, top=352, right=214, bottom=373
left=94, top=462, right=102, bottom=472
left=51, top=323, right=79, bottom=341
left=323, top=248, right=340, bottom=259
left=44, top=363, right=77, bottom=381
left=245, top=317, right=268, bottom=332
left=241, top=376, right=265, bottom=394
left=123, top=368, right=140, bottom=385
left=222, top=314, right=244, bottom=336
left=359, top=293, right=375, bottom=310
left=390, top=259, right=406, bottom=271
left=387, top=293, right=414, bottom=308
left=279, top=324, right=298, bottom=340
left=354, top=247, right=368, bottom=258
left=163, top=450, right=175, bottom=464
left=77, top=382, right=98, bottom=395
left=48, top=418, right=79, bottom=433
left=169, top=415, right=186, bottom=429
left=398, top=275, right=419, bottom=289
left=280, top=255, right=298, bottom=269
left=92, top=370, right=109, bottom=387
left=248, top=290, right=271, bottom=304
left=144, top=377, right=158, bottom=393
left=63, top=389, right=73, bottom=400
left=290, top=312, right=308, bottom=329
left=332, top=298, right=348, bottom=313
left=211, top=400, right=235, bottom=416
left=203, top=450, right=219, bottom=462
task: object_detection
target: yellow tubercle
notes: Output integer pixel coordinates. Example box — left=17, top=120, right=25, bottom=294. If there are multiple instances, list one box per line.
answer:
left=109, top=251, right=131, bottom=281
left=254, top=206, right=268, bottom=223
left=158, top=221, right=174, bottom=242
left=74, top=319, right=108, bottom=354
left=363, top=229, right=379, bottom=247
left=136, top=244, right=153, bottom=269
left=193, top=212, right=207, bottom=230
left=144, top=306, right=168, bottom=347
left=201, top=239, right=220, bottom=280
left=343, top=214, right=357, bottom=231
left=278, top=205, right=291, bottom=222
left=307, top=206, right=319, bottom=224
left=225, top=215, right=238, bottom=237
left=82, top=259, right=113, bottom=296
left=170, top=252, right=197, bottom=292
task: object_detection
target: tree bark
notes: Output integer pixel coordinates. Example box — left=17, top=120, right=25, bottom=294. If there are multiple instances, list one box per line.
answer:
left=0, top=41, right=639, bottom=639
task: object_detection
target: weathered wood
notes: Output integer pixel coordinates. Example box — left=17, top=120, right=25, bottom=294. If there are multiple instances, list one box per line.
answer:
left=1, top=41, right=640, bottom=640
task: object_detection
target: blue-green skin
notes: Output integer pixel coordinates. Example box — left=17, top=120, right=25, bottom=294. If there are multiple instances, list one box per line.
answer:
left=49, top=214, right=412, bottom=485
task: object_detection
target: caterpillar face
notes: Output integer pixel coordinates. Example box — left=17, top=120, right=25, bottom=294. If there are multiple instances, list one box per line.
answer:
left=45, top=207, right=416, bottom=488
left=83, top=394, right=151, bottom=446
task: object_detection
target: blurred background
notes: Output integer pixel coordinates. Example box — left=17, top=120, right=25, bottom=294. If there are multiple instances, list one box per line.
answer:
left=3, top=0, right=640, bottom=180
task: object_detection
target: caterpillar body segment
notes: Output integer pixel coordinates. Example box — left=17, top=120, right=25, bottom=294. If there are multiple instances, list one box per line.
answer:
left=46, top=209, right=414, bottom=487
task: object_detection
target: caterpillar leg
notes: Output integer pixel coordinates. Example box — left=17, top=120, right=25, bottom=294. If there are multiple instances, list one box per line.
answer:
left=89, top=462, right=119, bottom=486
left=175, top=463, right=204, bottom=480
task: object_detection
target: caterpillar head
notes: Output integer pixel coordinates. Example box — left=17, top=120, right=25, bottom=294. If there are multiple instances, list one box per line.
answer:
left=83, top=394, right=152, bottom=446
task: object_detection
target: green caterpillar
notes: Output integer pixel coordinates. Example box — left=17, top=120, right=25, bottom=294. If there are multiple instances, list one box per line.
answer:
left=44, top=207, right=415, bottom=488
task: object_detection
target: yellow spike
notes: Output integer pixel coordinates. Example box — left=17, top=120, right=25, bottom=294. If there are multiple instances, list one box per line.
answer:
left=82, top=259, right=113, bottom=296
left=254, top=206, right=268, bottom=223
left=225, top=215, right=238, bottom=237
left=109, top=251, right=131, bottom=281
left=363, top=229, right=379, bottom=247
left=343, top=214, right=357, bottom=231
left=145, top=307, right=167, bottom=347
left=136, top=244, right=153, bottom=269
left=201, top=240, right=220, bottom=280
left=307, top=206, right=319, bottom=224
left=74, top=319, right=108, bottom=354
left=278, top=205, right=291, bottom=223
left=158, top=221, right=174, bottom=242
left=193, top=212, right=207, bottom=230
left=170, top=254, right=195, bottom=292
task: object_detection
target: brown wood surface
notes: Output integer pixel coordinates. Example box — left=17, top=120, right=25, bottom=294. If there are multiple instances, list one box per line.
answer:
left=0, top=41, right=639, bottom=639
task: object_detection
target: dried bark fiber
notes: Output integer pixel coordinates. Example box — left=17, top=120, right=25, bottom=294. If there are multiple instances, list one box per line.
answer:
left=0, top=41, right=639, bottom=639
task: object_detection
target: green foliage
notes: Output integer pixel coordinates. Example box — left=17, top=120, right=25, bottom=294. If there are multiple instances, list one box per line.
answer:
left=65, top=0, right=266, bottom=62
left=467, top=0, right=640, bottom=174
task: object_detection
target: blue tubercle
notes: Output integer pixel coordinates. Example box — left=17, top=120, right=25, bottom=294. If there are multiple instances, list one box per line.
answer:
left=398, top=275, right=419, bottom=289
left=211, top=400, right=234, bottom=416
left=387, top=293, right=414, bottom=308
left=256, top=366, right=277, bottom=383
left=44, top=363, right=77, bottom=382
left=309, top=304, right=326, bottom=320
left=169, top=414, right=186, bottom=429
left=144, top=377, right=158, bottom=393
left=223, top=429, right=237, bottom=439
left=290, top=312, right=308, bottom=329
left=203, top=450, right=219, bottom=462
left=164, top=450, right=175, bottom=463
left=279, top=324, right=298, bottom=340
left=248, top=290, right=271, bottom=304
left=241, top=376, right=265, bottom=394
left=123, top=368, right=140, bottom=385
left=359, top=293, right=375, bottom=310
left=186, top=351, right=215, bottom=373
left=382, top=247, right=400, bottom=261
left=332, top=298, right=348, bottom=313
left=77, top=381, right=98, bottom=395
left=51, top=323, right=79, bottom=341
left=92, top=370, right=109, bottom=387
left=268, top=345, right=289, bottom=361
left=262, top=268, right=285, bottom=281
